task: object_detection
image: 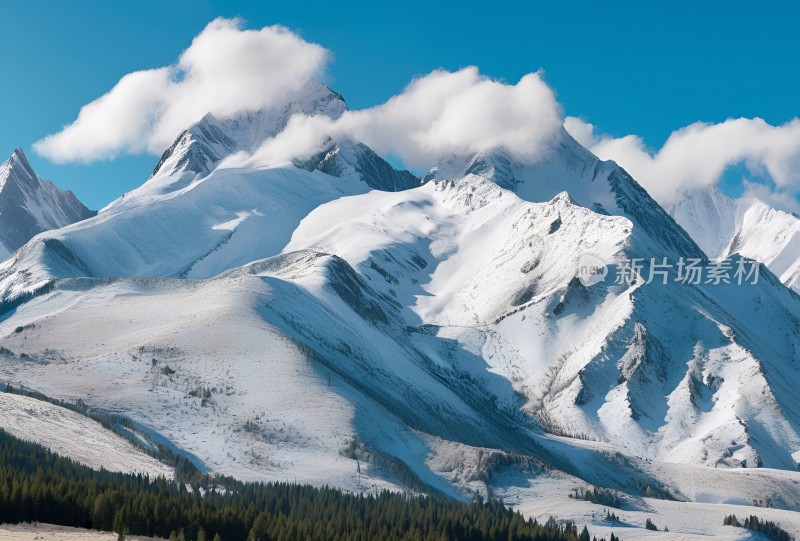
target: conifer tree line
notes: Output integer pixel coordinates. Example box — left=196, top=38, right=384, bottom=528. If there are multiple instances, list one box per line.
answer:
left=723, top=514, right=793, bottom=541
left=0, top=428, right=618, bottom=541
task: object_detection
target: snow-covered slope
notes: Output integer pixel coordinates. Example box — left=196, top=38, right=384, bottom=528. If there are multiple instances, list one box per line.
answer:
left=6, top=264, right=800, bottom=541
left=0, top=149, right=94, bottom=257
left=670, top=186, right=800, bottom=292
left=0, top=251, right=579, bottom=493
left=0, top=392, right=172, bottom=478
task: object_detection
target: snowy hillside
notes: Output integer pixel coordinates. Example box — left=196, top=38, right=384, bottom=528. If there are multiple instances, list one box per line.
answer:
left=287, top=163, right=800, bottom=471
left=0, top=392, right=172, bottom=478
left=670, top=186, right=800, bottom=292
left=5, top=246, right=800, bottom=521
left=0, top=149, right=94, bottom=258
left=3, top=89, right=800, bottom=539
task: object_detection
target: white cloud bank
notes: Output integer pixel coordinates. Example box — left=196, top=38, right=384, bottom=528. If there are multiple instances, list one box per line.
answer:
left=34, top=18, right=329, bottom=162
left=233, top=67, right=563, bottom=170
left=565, top=116, right=800, bottom=210
left=34, top=18, right=563, bottom=169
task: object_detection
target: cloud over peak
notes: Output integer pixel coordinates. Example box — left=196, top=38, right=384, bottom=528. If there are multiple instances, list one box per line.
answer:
left=235, top=67, right=563, bottom=170
left=349, top=67, right=563, bottom=167
left=34, top=18, right=329, bottom=163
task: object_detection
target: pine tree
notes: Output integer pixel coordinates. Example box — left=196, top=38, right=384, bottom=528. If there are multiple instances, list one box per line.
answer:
left=249, top=514, right=270, bottom=541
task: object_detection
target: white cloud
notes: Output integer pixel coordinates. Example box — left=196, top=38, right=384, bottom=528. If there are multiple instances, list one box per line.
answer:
left=565, top=116, right=800, bottom=209
left=231, top=67, right=563, bottom=170
left=34, top=18, right=329, bottom=162
left=562, top=116, right=595, bottom=149
left=342, top=68, right=563, bottom=167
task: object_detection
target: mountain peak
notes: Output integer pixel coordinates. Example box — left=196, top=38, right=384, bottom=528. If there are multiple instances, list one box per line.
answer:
left=10, top=147, right=27, bottom=161
left=425, top=127, right=606, bottom=201
left=148, top=81, right=348, bottom=183
left=294, top=139, right=421, bottom=191
left=0, top=148, right=95, bottom=256
left=424, top=148, right=517, bottom=190
left=1, top=147, right=39, bottom=191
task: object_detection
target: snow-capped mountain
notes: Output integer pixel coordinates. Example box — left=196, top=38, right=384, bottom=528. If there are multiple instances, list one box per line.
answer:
left=141, top=80, right=419, bottom=197
left=670, top=185, right=800, bottom=292
left=0, top=86, right=419, bottom=302
left=427, top=129, right=705, bottom=262
left=0, top=148, right=94, bottom=258
left=3, top=89, right=800, bottom=536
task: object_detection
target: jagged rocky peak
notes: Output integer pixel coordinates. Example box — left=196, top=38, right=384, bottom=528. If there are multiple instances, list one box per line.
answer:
left=424, top=150, right=519, bottom=191
left=424, top=126, right=602, bottom=191
left=144, top=81, right=421, bottom=197
left=150, top=81, right=348, bottom=180
left=0, top=148, right=38, bottom=189
left=294, top=139, right=421, bottom=192
left=0, top=148, right=95, bottom=256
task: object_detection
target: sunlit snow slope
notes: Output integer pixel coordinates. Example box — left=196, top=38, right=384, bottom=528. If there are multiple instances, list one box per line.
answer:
left=287, top=142, right=800, bottom=471
left=0, top=84, right=418, bottom=301
left=0, top=392, right=173, bottom=478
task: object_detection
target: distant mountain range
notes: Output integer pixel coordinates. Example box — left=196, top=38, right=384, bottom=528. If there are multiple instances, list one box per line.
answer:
left=670, top=185, right=800, bottom=292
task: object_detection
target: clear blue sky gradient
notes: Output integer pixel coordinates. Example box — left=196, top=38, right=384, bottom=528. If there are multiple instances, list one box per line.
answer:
left=1, top=0, right=797, bottom=209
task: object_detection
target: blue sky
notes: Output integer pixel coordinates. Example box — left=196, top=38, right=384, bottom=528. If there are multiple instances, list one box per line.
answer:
left=1, top=0, right=798, bottom=209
